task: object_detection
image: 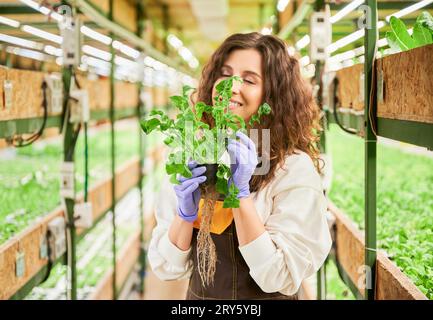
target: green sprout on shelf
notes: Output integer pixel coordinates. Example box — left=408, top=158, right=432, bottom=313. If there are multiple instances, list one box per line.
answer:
left=140, top=76, right=271, bottom=208
left=386, top=11, right=433, bottom=53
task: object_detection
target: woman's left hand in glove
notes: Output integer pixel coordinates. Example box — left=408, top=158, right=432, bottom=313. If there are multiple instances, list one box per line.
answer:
left=227, top=131, right=258, bottom=199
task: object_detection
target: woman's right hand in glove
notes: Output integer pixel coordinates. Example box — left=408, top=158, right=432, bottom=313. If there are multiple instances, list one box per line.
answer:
left=173, top=161, right=207, bottom=223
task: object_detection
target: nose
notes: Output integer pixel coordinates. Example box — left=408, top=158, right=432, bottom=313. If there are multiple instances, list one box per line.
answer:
left=232, top=79, right=242, bottom=95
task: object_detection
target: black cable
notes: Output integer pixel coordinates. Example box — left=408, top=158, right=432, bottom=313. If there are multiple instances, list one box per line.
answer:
left=40, top=230, right=53, bottom=284
left=332, top=78, right=357, bottom=135
left=13, top=81, right=48, bottom=147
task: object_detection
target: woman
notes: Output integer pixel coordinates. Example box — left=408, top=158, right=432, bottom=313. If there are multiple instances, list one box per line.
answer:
left=148, top=32, right=332, bottom=300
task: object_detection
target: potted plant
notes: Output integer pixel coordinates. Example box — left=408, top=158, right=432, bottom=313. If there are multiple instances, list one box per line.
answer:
left=140, top=76, right=271, bottom=208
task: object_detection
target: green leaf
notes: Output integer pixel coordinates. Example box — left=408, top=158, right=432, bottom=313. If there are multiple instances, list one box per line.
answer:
left=170, top=173, right=180, bottom=185
left=223, top=194, right=239, bottom=208
left=182, top=85, right=195, bottom=97
left=163, top=135, right=174, bottom=146
left=259, top=103, right=271, bottom=115
left=216, top=177, right=228, bottom=195
left=386, top=31, right=402, bottom=52
left=412, top=23, right=433, bottom=47
left=170, top=96, right=188, bottom=111
left=160, top=118, right=174, bottom=131
left=149, top=110, right=165, bottom=116
left=416, top=11, right=433, bottom=33
left=389, top=16, right=416, bottom=51
left=140, top=118, right=160, bottom=134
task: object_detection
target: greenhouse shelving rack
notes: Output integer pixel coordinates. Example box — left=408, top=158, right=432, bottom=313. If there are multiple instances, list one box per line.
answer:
left=0, top=0, right=182, bottom=300
left=89, top=229, right=141, bottom=300
left=0, top=151, right=157, bottom=300
left=326, top=111, right=433, bottom=151
left=0, top=107, right=139, bottom=140
left=327, top=201, right=427, bottom=300
left=317, top=1, right=432, bottom=299
left=327, top=44, right=433, bottom=151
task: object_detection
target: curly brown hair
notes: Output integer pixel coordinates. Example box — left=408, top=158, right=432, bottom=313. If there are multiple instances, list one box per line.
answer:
left=197, top=32, right=323, bottom=193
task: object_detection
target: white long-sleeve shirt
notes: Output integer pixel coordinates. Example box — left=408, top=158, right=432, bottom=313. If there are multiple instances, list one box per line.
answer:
left=147, top=150, right=332, bottom=296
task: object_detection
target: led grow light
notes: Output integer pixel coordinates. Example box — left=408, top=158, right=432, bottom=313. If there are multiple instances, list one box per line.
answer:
left=167, top=34, right=183, bottom=50
left=0, top=33, right=43, bottom=50
left=44, top=45, right=62, bottom=57
left=22, top=25, right=62, bottom=44
left=296, top=35, right=310, bottom=50
left=19, top=0, right=62, bottom=22
left=299, top=55, right=310, bottom=67
left=6, top=46, right=48, bottom=61
left=260, top=27, right=273, bottom=35
left=385, top=0, right=433, bottom=22
left=82, top=45, right=111, bottom=61
left=330, top=0, right=364, bottom=24
left=80, top=26, right=112, bottom=45
left=112, top=40, right=140, bottom=59
left=277, top=0, right=290, bottom=13
left=0, top=16, right=20, bottom=28
left=327, top=21, right=385, bottom=54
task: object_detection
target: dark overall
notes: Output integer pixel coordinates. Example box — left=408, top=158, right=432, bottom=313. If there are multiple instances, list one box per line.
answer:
left=186, top=222, right=299, bottom=300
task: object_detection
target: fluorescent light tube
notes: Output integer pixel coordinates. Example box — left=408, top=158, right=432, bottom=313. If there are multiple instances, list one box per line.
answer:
left=22, top=25, right=62, bottom=44
left=44, top=45, right=62, bottom=57
left=299, top=56, right=310, bottom=67
left=330, top=0, right=364, bottom=24
left=81, top=26, right=112, bottom=45
left=167, top=34, right=183, bottom=50
left=0, top=16, right=20, bottom=28
left=277, top=0, right=290, bottom=13
left=0, top=33, right=42, bottom=50
left=19, top=0, right=50, bottom=15
left=82, top=45, right=112, bottom=61
left=386, top=0, right=433, bottom=22
left=6, top=46, right=47, bottom=61
left=296, top=35, right=310, bottom=50
left=112, top=40, right=140, bottom=59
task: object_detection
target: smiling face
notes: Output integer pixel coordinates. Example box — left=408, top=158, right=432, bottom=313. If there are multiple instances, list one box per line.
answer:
left=212, top=49, right=264, bottom=122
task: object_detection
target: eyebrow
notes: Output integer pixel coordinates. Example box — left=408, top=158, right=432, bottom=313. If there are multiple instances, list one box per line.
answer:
left=221, top=65, right=262, bottom=79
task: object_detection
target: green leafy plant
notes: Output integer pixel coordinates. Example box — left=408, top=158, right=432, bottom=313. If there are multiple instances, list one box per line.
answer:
left=140, top=76, right=271, bottom=208
left=386, top=11, right=433, bottom=52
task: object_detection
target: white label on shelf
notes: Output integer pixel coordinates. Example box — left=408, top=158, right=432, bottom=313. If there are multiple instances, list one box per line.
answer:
left=15, top=252, right=25, bottom=278
left=40, top=235, right=48, bottom=259
left=4, top=80, right=13, bottom=110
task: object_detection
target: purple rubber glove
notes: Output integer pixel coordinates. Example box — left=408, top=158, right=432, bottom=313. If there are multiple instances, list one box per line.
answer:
left=173, top=161, right=207, bottom=222
left=227, top=131, right=258, bottom=199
